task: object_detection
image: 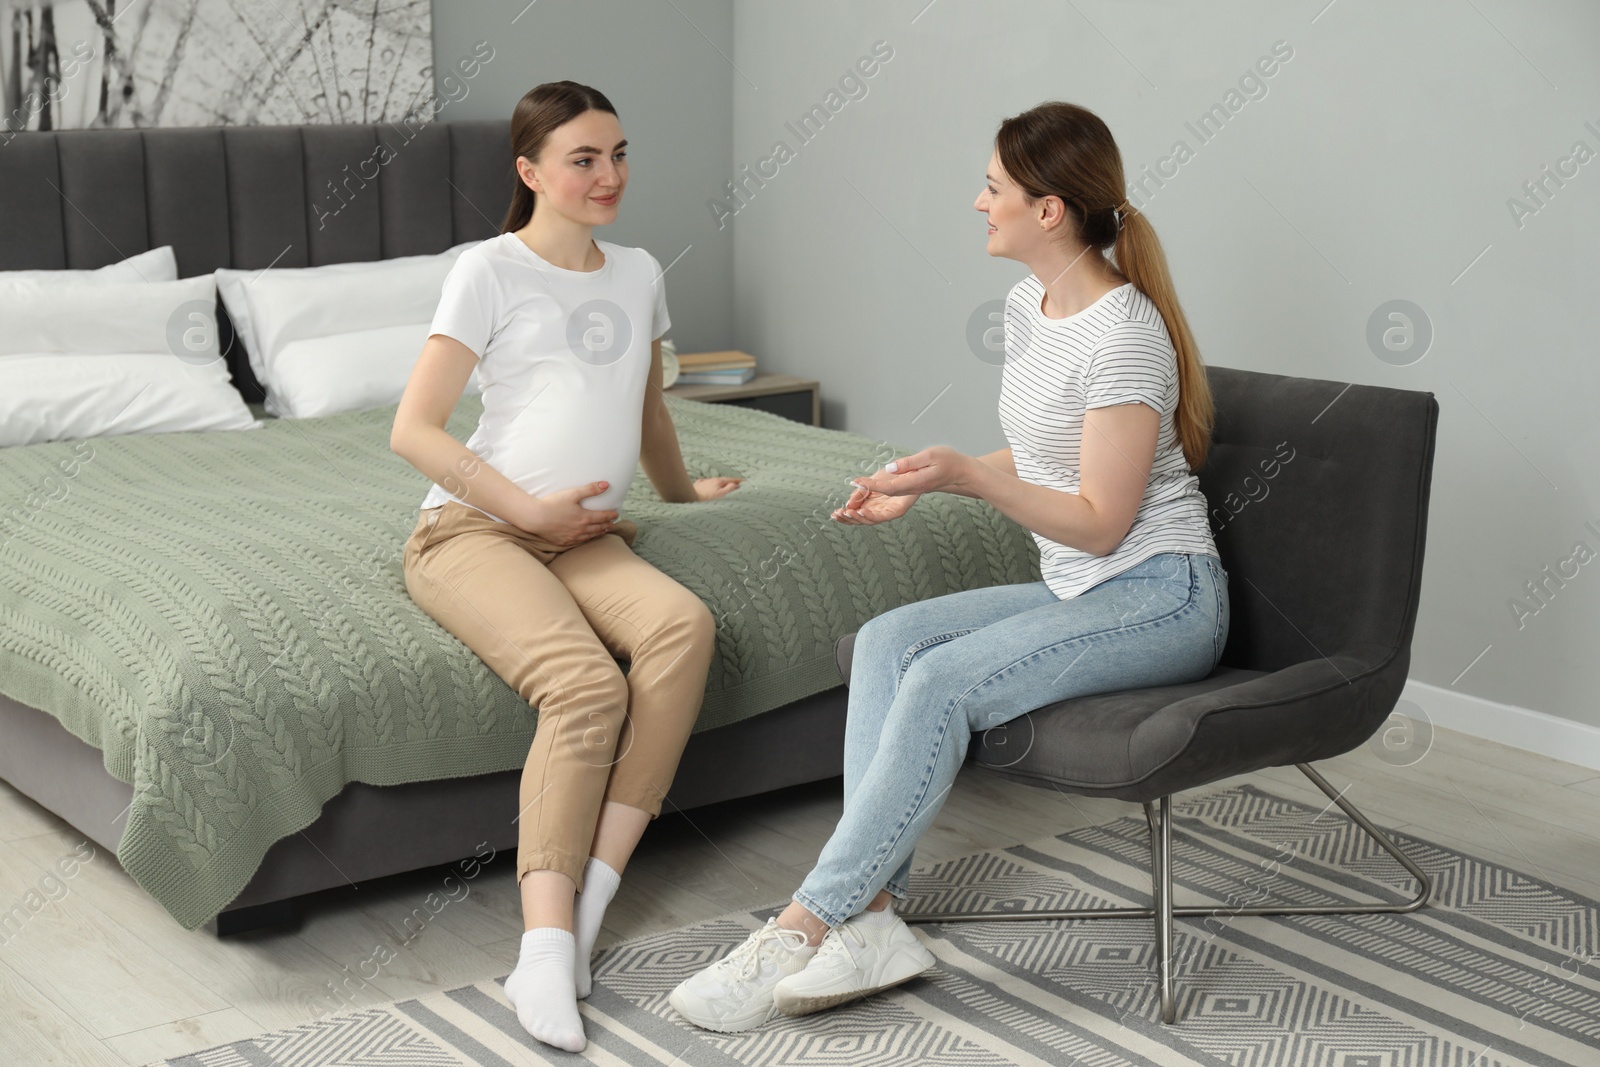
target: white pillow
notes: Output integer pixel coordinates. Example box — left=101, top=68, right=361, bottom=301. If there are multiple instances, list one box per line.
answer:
left=1, top=245, right=178, bottom=285
left=215, top=241, right=478, bottom=400
left=0, top=353, right=261, bottom=448
left=0, top=275, right=260, bottom=447
left=268, top=322, right=484, bottom=419
left=0, top=274, right=217, bottom=356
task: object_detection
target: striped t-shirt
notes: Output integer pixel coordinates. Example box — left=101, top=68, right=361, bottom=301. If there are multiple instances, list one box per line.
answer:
left=998, top=274, right=1217, bottom=600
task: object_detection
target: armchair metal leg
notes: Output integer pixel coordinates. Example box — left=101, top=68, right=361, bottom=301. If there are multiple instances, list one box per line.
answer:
left=898, top=764, right=1431, bottom=1025
left=1148, top=796, right=1175, bottom=1023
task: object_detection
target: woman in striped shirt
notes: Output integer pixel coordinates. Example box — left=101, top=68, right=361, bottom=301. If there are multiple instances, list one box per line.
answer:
left=670, top=101, right=1230, bottom=1032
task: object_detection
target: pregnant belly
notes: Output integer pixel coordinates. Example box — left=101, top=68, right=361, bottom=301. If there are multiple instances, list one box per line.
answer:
left=500, top=431, right=642, bottom=513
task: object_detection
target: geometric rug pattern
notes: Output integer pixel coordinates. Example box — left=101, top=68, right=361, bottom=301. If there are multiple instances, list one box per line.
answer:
left=147, top=784, right=1600, bottom=1066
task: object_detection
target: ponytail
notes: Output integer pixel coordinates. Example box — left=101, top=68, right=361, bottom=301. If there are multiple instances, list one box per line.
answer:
left=1110, top=203, right=1214, bottom=472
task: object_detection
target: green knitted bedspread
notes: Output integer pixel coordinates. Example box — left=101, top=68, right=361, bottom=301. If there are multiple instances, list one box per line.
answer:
left=0, top=394, right=1040, bottom=929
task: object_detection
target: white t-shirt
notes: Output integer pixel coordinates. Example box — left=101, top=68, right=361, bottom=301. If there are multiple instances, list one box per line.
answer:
left=419, top=233, right=670, bottom=520
left=998, top=274, right=1217, bottom=600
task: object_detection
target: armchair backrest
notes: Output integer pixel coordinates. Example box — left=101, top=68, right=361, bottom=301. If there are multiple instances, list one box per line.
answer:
left=1196, top=366, right=1439, bottom=674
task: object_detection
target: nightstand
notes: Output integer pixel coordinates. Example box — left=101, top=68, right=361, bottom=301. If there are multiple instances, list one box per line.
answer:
left=665, top=368, right=822, bottom=427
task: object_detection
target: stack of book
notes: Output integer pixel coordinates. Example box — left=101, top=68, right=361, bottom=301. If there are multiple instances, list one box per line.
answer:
left=674, top=350, right=757, bottom=386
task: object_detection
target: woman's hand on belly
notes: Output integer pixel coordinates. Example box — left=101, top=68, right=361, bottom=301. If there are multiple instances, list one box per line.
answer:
left=517, top=481, right=622, bottom=546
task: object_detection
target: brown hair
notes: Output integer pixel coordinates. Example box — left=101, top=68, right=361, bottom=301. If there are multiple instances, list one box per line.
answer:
left=996, top=102, right=1214, bottom=472
left=499, top=81, right=619, bottom=234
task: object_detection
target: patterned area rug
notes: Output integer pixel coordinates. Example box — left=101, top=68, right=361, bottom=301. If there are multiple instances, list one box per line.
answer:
left=148, top=784, right=1600, bottom=1066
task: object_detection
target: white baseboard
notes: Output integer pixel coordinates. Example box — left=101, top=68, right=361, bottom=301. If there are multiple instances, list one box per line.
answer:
left=1401, top=679, right=1600, bottom=774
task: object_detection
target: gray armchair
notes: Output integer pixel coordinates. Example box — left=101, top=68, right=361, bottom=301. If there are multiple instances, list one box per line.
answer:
left=833, top=365, right=1439, bottom=1023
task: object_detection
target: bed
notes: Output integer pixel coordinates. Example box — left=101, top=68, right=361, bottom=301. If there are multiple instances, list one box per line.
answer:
left=0, top=120, right=1042, bottom=932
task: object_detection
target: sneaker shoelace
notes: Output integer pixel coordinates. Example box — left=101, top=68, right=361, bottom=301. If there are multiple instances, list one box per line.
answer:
left=722, top=920, right=810, bottom=984
left=816, top=920, right=870, bottom=964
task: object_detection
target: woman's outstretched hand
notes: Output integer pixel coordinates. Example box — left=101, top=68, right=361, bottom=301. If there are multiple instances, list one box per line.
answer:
left=849, top=446, right=977, bottom=498
left=832, top=446, right=977, bottom=525
left=832, top=484, right=921, bottom=525
left=694, top=476, right=742, bottom=501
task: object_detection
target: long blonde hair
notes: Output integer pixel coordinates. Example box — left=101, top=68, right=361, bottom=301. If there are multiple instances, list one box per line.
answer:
left=997, top=102, right=1214, bottom=472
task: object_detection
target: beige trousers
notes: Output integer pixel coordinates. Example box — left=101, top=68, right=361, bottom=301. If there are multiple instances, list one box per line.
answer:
left=402, top=501, right=715, bottom=893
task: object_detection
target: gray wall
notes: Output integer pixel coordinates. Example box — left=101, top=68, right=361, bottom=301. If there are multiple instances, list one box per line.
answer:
left=434, top=1, right=1600, bottom=736
left=429, top=0, right=733, bottom=354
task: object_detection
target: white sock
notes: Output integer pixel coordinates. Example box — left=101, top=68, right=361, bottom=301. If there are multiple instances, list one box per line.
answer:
left=573, top=856, right=622, bottom=999
left=856, top=903, right=897, bottom=927
left=503, top=928, right=585, bottom=1052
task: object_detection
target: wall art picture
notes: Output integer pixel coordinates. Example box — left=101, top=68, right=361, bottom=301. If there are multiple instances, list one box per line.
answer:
left=1, top=0, right=434, bottom=130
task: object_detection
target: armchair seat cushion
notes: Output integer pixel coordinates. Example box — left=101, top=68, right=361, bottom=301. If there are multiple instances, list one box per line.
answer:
left=968, top=664, right=1266, bottom=787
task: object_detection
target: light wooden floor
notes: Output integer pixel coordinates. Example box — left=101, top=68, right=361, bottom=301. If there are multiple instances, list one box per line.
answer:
left=3, top=725, right=1599, bottom=1065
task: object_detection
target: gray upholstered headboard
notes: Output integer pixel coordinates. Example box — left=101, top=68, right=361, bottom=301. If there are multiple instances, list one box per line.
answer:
left=0, top=120, right=515, bottom=401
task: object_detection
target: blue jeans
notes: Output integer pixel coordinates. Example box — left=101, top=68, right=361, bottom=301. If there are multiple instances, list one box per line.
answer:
left=791, top=551, right=1230, bottom=928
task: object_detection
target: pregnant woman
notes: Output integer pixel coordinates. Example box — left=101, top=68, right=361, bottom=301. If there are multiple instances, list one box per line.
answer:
left=391, top=81, right=739, bottom=1053
left=671, top=100, right=1230, bottom=1031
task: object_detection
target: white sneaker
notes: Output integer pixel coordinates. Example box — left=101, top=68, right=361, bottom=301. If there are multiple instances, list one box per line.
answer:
left=668, top=918, right=818, bottom=1032
left=773, top=908, right=936, bottom=1016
